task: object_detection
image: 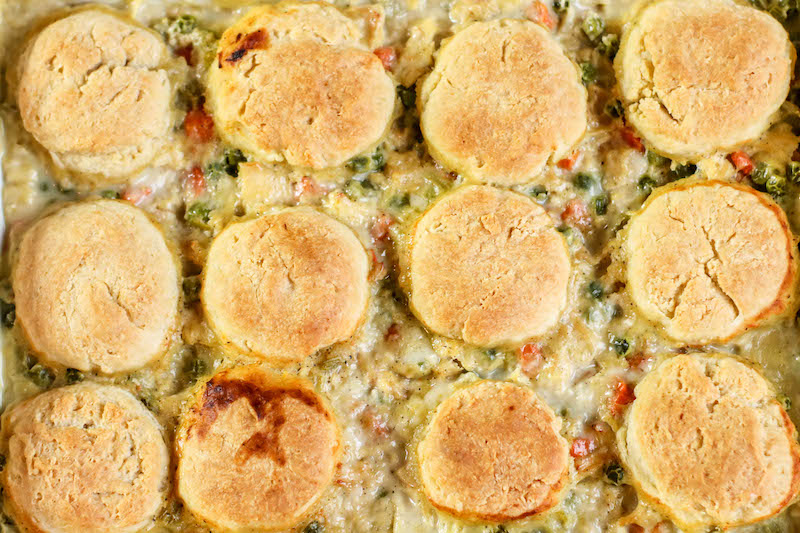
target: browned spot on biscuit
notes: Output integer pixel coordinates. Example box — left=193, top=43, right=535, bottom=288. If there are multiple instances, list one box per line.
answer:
left=194, top=375, right=328, bottom=438
left=225, top=29, right=267, bottom=63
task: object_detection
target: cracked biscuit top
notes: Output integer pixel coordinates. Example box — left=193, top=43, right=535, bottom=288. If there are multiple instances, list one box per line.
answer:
left=208, top=2, right=395, bottom=169
left=407, top=185, right=570, bottom=347
left=418, top=19, right=587, bottom=185
left=624, top=180, right=797, bottom=344
left=16, top=9, right=172, bottom=181
left=618, top=353, right=800, bottom=530
left=615, top=0, right=794, bottom=160
left=2, top=383, right=169, bottom=533
left=12, top=200, right=179, bottom=374
left=176, top=366, right=341, bottom=531
left=418, top=380, right=569, bottom=522
left=202, top=207, right=369, bottom=362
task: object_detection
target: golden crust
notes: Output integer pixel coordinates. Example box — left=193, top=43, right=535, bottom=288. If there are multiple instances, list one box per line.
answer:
left=2, top=384, right=168, bottom=533
left=12, top=200, right=180, bottom=374
left=418, top=381, right=569, bottom=522
left=408, top=185, right=570, bottom=347
left=625, top=180, right=798, bottom=344
left=176, top=366, right=342, bottom=532
left=418, top=19, right=587, bottom=185
left=202, top=207, right=369, bottom=362
left=16, top=9, right=172, bottom=180
left=618, top=353, right=800, bottom=530
left=208, top=2, right=395, bottom=169
left=615, top=0, right=794, bottom=159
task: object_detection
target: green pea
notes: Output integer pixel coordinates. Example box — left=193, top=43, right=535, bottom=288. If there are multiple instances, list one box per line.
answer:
left=185, top=202, right=212, bottom=229
left=778, top=393, right=792, bottom=411
left=582, top=15, right=605, bottom=43
left=604, top=463, right=625, bottom=485
left=0, top=300, right=15, bottom=329
left=172, top=14, right=197, bottom=34
left=588, top=281, right=604, bottom=299
left=398, top=85, right=416, bottom=109
left=222, top=148, right=246, bottom=177
left=372, top=151, right=386, bottom=172
left=612, top=337, right=630, bottom=355
left=604, top=100, right=624, bottom=119
left=376, top=487, right=389, bottom=499
left=593, top=194, right=610, bottom=215
left=304, top=521, right=323, bottom=533
left=751, top=162, right=772, bottom=186
left=347, top=156, right=370, bottom=173
left=669, top=163, right=697, bottom=180
left=597, top=33, right=619, bottom=59
left=27, top=364, right=55, bottom=389
left=574, top=173, right=596, bottom=190
left=579, top=62, right=598, bottom=86
left=638, top=176, right=656, bottom=196
left=182, top=276, right=202, bottom=303
left=100, top=190, right=120, bottom=199
left=65, top=368, right=84, bottom=384
left=552, top=0, right=569, bottom=13
left=388, top=193, right=410, bottom=209
left=766, top=174, right=787, bottom=197
left=529, top=185, right=549, bottom=203
left=787, top=161, right=800, bottom=184
left=647, top=151, right=669, bottom=167
left=186, top=357, right=207, bottom=383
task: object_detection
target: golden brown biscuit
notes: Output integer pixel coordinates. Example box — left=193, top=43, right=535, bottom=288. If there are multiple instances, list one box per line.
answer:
left=202, top=207, right=369, bottom=362
left=418, top=19, right=587, bottom=185
left=624, top=180, right=797, bottom=344
left=615, top=0, right=794, bottom=159
left=16, top=9, right=172, bottom=180
left=408, top=185, right=570, bottom=347
left=208, top=2, right=395, bottom=169
left=618, top=353, right=800, bottom=530
left=176, top=366, right=341, bottom=532
left=418, top=380, right=569, bottom=522
left=12, top=200, right=179, bottom=374
left=2, top=383, right=168, bottom=533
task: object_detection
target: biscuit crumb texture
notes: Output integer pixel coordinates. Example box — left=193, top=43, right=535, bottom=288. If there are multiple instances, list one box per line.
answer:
left=419, top=19, right=587, bottom=185
left=626, top=181, right=797, bottom=344
left=409, top=185, right=570, bottom=346
left=620, top=354, right=800, bottom=529
left=13, top=200, right=179, bottom=374
left=177, top=366, right=341, bottom=531
left=209, top=2, right=395, bottom=169
left=2, top=384, right=168, bottom=533
left=616, top=0, right=793, bottom=158
left=418, top=381, right=569, bottom=521
left=202, top=207, right=369, bottom=362
left=17, top=10, right=172, bottom=179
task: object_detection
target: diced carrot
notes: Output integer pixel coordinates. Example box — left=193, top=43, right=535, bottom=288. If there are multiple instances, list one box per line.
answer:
left=185, top=166, right=206, bottom=196
left=561, top=198, right=592, bottom=229
left=373, top=47, right=397, bottom=71
left=628, top=525, right=645, bottom=533
left=525, top=1, right=556, bottom=31
left=184, top=108, right=215, bottom=143
left=175, top=44, right=194, bottom=66
left=121, top=186, right=152, bottom=205
left=627, top=352, right=653, bottom=371
left=518, top=343, right=544, bottom=378
left=620, top=126, right=645, bottom=153
left=728, top=151, right=754, bottom=175
left=371, top=213, right=395, bottom=241
left=569, top=437, right=597, bottom=458
left=557, top=151, right=580, bottom=170
left=385, top=323, right=401, bottom=342
left=609, top=378, right=635, bottom=416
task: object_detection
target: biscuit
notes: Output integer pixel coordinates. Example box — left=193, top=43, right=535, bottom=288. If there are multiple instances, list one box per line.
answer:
left=16, top=9, right=172, bottom=180
left=13, top=200, right=179, bottom=374
left=418, top=380, right=569, bottom=521
left=418, top=19, right=587, bottom=185
left=176, top=366, right=341, bottom=531
left=615, top=0, right=794, bottom=159
left=208, top=2, right=395, bottom=169
left=2, top=384, right=168, bottom=533
left=624, top=180, right=797, bottom=344
left=408, top=185, right=570, bottom=346
left=202, top=207, right=369, bottom=362
left=619, top=353, right=800, bottom=530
